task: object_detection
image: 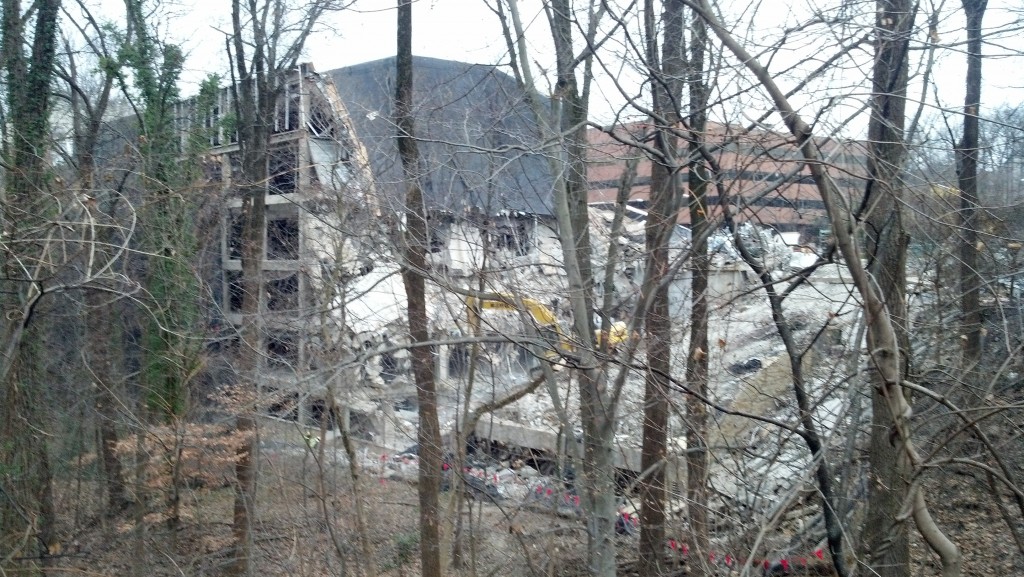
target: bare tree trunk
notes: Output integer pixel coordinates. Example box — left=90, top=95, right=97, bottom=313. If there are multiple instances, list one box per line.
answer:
left=223, top=2, right=338, bottom=573
left=638, top=1, right=685, bottom=574
left=0, top=1, right=62, bottom=571
left=685, top=8, right=712, bottom=577
left=861, top=2, right=916, bottom=574
left=547, top=3, right=618, bottom=574
left=690, top=1, right=962, bottom=574
left=333, top=390, right=377, bottom=577
left=92, top=314, right=128, bottom=514
left=957, top=0, right=986, bottom=367
left=495, top=3, right=613, bottom=574
left=229, top=1, right=271, bottom=572
left=395, top=4, right=443, bottom=576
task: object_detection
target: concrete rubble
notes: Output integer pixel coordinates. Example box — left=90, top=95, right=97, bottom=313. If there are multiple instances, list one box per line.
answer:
left=286, top=221, right=861, bottom=544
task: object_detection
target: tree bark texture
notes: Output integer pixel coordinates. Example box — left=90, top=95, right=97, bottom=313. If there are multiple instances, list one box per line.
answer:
left=956, top=0, right=986, bottom=366
left=638, top=1, right=685, bottom=574
left=685, top=8, right=712, bottom=577
left=0, top=1, right=62, bottom=570
left=395, top=4, right=444, bottom=577
left=546, top=3, right=617, bottom=576
left=861, top=1, right=915, bottom=574
left=229, top=0, right=274, bottom=572
left=90, top=301, right=128, bottom=513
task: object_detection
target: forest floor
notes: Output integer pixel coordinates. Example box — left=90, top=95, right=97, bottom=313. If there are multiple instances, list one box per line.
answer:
left=43, top=431, right=1022, bottom=577
left=36, top=276, right=1024, bottom=576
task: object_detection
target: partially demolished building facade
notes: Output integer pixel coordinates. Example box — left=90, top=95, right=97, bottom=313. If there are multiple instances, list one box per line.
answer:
left=175, top=64, right=377, bottom=413
left=183, top=57, right=828, bottom=437
left=183, top=58, right=609, bottom=427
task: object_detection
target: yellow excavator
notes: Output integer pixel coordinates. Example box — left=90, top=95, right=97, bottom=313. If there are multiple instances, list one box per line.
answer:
left=465, top=294, right=630, bottom=363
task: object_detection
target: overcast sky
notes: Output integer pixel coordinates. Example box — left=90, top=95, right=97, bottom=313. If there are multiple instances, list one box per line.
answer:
left=91, top=0, right=1024, bottom=137
left=170, top=1, right=513, bottom=86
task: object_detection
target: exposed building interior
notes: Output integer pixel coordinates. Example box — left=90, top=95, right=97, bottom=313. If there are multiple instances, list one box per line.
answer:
left=176, top=59, right=859, bottom=490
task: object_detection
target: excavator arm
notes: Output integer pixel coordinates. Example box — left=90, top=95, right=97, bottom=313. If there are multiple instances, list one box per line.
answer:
left=465, top=294, right=631, bottom=360
left=465, top=294, right=572, bottom=359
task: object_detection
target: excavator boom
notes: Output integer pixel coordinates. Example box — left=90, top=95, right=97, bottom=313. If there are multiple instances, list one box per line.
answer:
left=465, top=294, right=630, bottom=362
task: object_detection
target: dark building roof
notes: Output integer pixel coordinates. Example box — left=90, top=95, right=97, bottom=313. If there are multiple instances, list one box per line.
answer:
left=328, top=56, right=554, bottom=217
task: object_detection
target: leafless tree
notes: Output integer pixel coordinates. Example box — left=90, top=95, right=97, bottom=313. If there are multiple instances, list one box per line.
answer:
left=1, top=0, right=70, bottom=569
left=956, top=0, right=986, bottom=367
left=394, top=3, right=444, bottom=576
left=859, top=0, right=916, bottom=574
left=690, top=1, right=963, bottom=575
left=226, top=0, right=344, bottom=573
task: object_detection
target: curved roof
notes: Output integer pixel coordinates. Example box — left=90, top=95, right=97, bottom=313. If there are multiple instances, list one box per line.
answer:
left=327, top=57, right=554, bottom=216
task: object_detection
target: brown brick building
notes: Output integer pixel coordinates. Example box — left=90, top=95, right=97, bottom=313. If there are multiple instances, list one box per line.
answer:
left=587, top=122, right=868, bottom=243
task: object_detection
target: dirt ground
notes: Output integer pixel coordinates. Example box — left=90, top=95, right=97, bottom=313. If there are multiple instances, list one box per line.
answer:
left=41, top=431, right=1021, bottom=577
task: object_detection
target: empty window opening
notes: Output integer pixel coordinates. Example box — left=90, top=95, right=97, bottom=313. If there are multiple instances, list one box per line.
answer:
left=206, top=104, right=220, bottom=146
left=275, top=85, right=301, bottom=133
left=310, top=399, right=338, bottom=429
left=266, top=274, right=299, bottom=312
left=448, top=344, right=469, bottom=378
left=307, top=97, right=337, bottom=138
left=227, top=211, right=244, bottom=259
left=226, top=270, right=244, bottom=312
left=269, top=145, right=298, bottom=194
left=267, top=216, right=299, bottom=260
left=267, top=332, right=299, bottom=369
left=489, top=217, right=533, bottom=256
left=380, top=352, right=399, bottom=383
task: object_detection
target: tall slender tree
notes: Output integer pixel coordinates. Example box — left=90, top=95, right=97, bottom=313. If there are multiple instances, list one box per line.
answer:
left=226, top=1, right=339, bottom=573
left=684, top=8, right=712, bottom=576
left=957, top=0, right=987, bottom=367
left=495, top=3, right=617, bottom=574
left=861, top=1, right=916, bottom=574
left=0, top=0, right=63, bottom=570
left=637, top=1, right=685, bottom=574
left=394, top=3, right=443, bottom=576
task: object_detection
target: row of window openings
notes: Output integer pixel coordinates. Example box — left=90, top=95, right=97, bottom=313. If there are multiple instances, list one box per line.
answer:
left=202, top=90, right=302, bottom=147
left=264, top=390, right=376, bottom=441
left=218, top=148, right=299, bottom=194
left=428, top=221, right=534, bottom=257
left=264, top=390, right=371, bottom=435
left=229, top=216, right=300, bottom=261
left=211, top=146, right=348, bottom=194
left=230, top=215, right=533, bottom=268
left=199, top=93, right=344, bottom=147
left=205, top=151, right=298, bottom=193
left=215, top=329, right=302, bottom=370
left=226, top=272, right=299, bottom=313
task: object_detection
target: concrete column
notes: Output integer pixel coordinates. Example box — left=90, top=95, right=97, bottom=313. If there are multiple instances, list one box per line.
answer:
left=437, top=342, right=450, bottom=381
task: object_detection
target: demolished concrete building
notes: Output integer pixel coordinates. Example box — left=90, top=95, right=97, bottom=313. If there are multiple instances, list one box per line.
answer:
left=180, top=58, right=859, bottom=511
left=185, top=58, right=660, bottom=431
